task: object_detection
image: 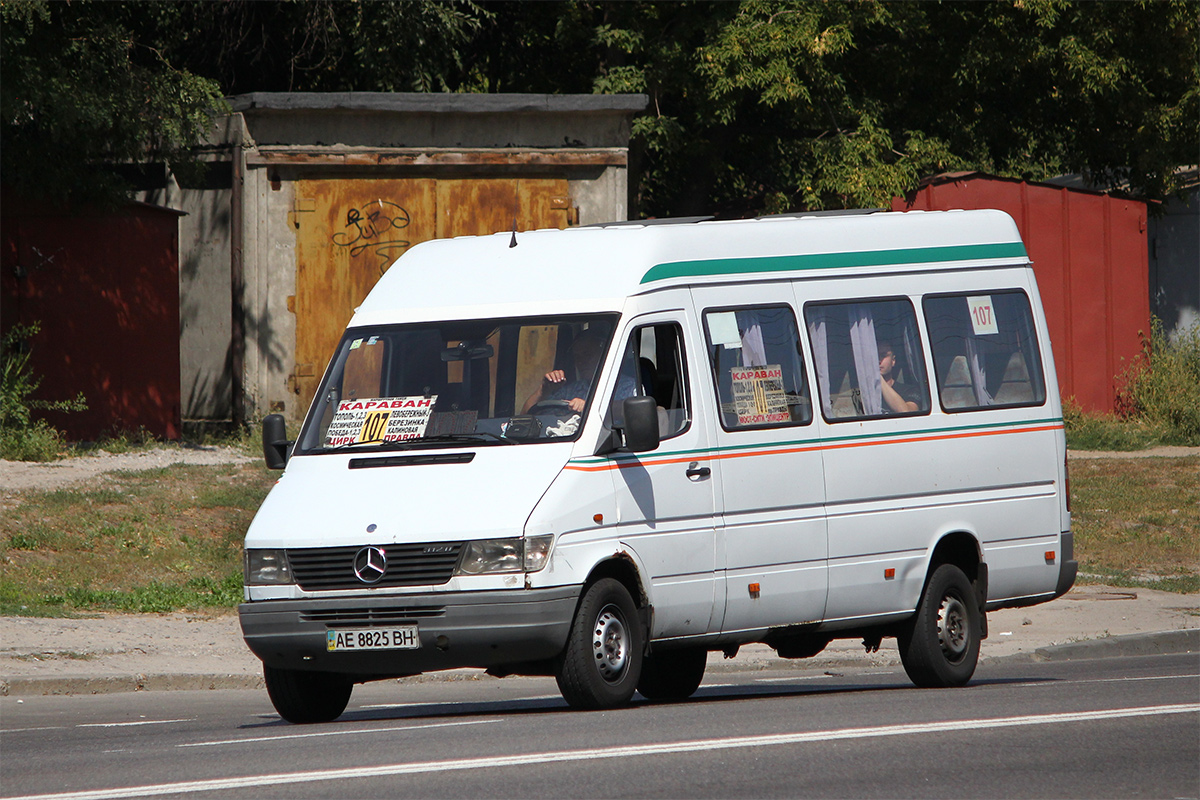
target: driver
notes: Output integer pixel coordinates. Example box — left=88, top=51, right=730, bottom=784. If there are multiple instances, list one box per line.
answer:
left=522, top=331, right=635, bottom=414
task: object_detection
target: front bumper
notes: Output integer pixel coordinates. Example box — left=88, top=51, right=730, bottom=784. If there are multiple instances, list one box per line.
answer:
left=239, top=585, right=580, bottom=679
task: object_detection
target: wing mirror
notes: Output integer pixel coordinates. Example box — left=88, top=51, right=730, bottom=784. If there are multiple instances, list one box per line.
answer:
left=262, top=414, right=292, bottom=470
left=619, top=396, right=660, bottom=453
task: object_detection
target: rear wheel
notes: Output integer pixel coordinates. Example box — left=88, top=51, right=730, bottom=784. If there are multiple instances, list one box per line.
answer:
left=898, top=563, right=981, bottom=688
left=555, top=578, right=643, bottom=709
left=637, top=646, right=707, bottom=701
left=263, top=665, right=353, bottom=724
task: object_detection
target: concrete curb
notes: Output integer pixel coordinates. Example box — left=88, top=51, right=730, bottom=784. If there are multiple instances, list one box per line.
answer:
left=0, top=673, right=264, bottom=697
left=3, top=629, right=1195, bottom=697
left=991, top=628, right=1199, bottom=665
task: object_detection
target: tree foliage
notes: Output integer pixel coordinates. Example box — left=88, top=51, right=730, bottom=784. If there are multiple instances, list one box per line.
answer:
left=0, top=0, right=227, bottom=207
left=1, top=0, right=1194, bottom=216
left=459, top=0, right=1197, bottom=216
left=0, top=0, right=483, bottom=207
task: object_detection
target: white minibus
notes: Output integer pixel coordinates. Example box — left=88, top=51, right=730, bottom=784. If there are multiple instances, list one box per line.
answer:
left=240, top=209, right=1076, bottom=722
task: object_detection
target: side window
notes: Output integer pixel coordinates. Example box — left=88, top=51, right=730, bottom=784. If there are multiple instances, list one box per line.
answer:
left=923, top=291, right=1047, bottom=411
left=609, top=323, right=691, bottom=440
left=702, top=305, right=812, bottom=430
left=804, top=298, right=930, bottom=421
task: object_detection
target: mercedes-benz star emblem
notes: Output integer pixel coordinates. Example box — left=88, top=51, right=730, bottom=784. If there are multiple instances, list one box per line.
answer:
left=353, top=546, right=387, bottom=584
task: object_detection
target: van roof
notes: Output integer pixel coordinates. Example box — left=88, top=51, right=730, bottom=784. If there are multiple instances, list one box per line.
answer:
left=351, top=209, right=1027, bottom=325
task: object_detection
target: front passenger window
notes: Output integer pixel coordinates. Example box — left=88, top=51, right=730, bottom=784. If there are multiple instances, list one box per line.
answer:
left=609, top=323, right=690, bottom=440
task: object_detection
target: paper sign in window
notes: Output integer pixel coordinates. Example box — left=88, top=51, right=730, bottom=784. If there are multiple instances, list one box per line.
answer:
left=325, top=396, right=438, bottom=447
left=730, top=365, right=790, bottom=425
left=707, top=312, right=742, bottom=349
left=967, top=296, right=999, bottom=335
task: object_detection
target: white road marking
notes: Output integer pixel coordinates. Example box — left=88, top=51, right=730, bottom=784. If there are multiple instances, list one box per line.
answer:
left=357, top=695, right=561, bottom=709
left=9, top=703, right=1197, bottom=800
left=1014, top=674, right=1200, bottom=688
left=754, top=675, right=834, bottom=683
left=77, top=719, right=193, bottom=728
left=177, top=718, right=498, bottom=748
left=0, top=726, right=68, bottom=734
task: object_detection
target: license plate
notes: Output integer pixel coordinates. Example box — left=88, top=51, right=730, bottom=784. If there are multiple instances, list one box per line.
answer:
left=326, top=626, right=419, bottom=652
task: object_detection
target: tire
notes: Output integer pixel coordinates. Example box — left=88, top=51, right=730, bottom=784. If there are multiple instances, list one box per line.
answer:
left=637, top=646, right=707, bottom=701
left=898, top=563, right=981, bottom=688
left=555, top=578, right=643, bottom=709
left=263, top=665, right=353, bottom=724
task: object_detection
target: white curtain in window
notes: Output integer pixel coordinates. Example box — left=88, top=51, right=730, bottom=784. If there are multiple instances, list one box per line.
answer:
left=738, top=311, right=767, bottom=367
left=848, top=304, right=882, bottom=415
left=964, top=335, right=993, bottom=406
left=806, top=312, right=832, bottom=418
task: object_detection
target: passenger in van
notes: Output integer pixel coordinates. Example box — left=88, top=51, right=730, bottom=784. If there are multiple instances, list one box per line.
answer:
left=878, top=341, right=920, bottom=414
left=522, top=332, right=635, bottom=414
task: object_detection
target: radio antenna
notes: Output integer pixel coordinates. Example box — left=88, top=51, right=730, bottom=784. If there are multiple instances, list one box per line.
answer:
left=509, top=189, right=520, bottom=247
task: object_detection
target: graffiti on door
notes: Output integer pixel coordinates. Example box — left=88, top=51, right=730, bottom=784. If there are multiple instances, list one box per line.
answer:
left=331, top=200, right=412, bottom=273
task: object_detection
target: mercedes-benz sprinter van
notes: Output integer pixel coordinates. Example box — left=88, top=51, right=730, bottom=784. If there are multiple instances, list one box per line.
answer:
left=240, top=209, right=1076, bottom=722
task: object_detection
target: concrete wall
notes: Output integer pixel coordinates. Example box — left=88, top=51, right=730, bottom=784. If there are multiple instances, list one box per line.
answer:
left=1149, top=184, right=1199, bottom=340
left=143, top=93, right=645, bottom=429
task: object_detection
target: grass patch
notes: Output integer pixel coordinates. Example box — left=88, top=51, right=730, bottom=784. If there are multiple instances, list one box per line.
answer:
left=1070, top=456, right=1199, bottom=593
left=1063, top=400, right=1165, bottom=451
left=1, top=448, right=1195, bottom=617
left=1, top=461, right=276, bottom=616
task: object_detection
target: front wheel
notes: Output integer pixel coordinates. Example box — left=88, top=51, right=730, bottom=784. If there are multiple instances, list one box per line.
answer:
left=263, top=665, right=353, bottom=724
left=898, top=563, right=981, bottom=688
left=555, top=578, right=643, bottom=709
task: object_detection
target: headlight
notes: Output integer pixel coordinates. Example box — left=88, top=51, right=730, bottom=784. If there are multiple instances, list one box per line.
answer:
left=244, top=549, right=294, bottom=585
left=455, top=535, right=555, bottom=575
left=456, top=539, right=522, bottom=575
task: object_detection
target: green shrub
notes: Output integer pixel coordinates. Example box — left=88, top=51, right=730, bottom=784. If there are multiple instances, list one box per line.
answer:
left=1062, top=398, right=1163, bottom=451
left=1116, top=319, right=1200, bottom=446
left=0, top=322, right=86, bottom=461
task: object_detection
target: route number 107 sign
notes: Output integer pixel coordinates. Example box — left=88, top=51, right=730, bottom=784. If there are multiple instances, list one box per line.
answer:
left=325, top=396, right=437, bottom=447
left=967, top=296, right=1000, bottom=335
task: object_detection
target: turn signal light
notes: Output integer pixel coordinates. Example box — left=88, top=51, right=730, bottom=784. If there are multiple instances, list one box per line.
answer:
left=884, top=568, right=896, bottom=579
left=748, top=583, right=761, bottom=598
left=1045, top=550, right=1056, bottom=562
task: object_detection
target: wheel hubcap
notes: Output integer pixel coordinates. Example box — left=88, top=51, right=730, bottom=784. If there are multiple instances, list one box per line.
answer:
left=592, top=604, right=628, bottom=682
left=937, top=595, right=969, bottom=660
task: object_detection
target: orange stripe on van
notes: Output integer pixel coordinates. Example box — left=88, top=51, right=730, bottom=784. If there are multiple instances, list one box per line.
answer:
left=563, top=421, right=1063, bottom=473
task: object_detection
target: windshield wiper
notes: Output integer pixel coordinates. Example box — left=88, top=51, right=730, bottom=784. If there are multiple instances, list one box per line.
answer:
left=406, top=432, right=516, bottom=446
left=326, top=432, right=515, bottom=451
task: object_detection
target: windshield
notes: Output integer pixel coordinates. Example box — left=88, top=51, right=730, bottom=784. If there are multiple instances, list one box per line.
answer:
left=296, top=314, right=619, bottom=453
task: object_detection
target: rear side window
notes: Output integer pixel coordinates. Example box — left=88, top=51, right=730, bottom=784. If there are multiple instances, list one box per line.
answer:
left=804, top=298, right=930, bottom=421
left=923, top=291, right=1046, bottom=411
left=702, top=305, right=812, bottom=430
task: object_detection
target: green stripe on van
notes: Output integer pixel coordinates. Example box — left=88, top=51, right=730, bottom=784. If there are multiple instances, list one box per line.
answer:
left=640, top=242, right=1029, bottom=285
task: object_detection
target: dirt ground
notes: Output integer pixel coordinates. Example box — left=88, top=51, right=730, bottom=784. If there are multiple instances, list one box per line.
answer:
left=0, top=445, right=256, bottom=496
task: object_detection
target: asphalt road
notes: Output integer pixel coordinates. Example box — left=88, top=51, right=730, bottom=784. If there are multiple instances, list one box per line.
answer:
left=2, top=654, right=1197, bottom=800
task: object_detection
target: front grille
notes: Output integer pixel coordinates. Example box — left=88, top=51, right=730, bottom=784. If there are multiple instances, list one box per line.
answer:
left=287, top=543, right=463, bottom=591
left=301, top=606, right=447, bottom=626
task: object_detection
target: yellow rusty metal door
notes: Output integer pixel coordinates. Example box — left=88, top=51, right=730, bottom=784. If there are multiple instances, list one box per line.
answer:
left=292, top=177, right=570, bottom=415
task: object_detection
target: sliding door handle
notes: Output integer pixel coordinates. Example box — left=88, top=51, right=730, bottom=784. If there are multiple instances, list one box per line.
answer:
left=685, top=462, right=711, bottom=479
